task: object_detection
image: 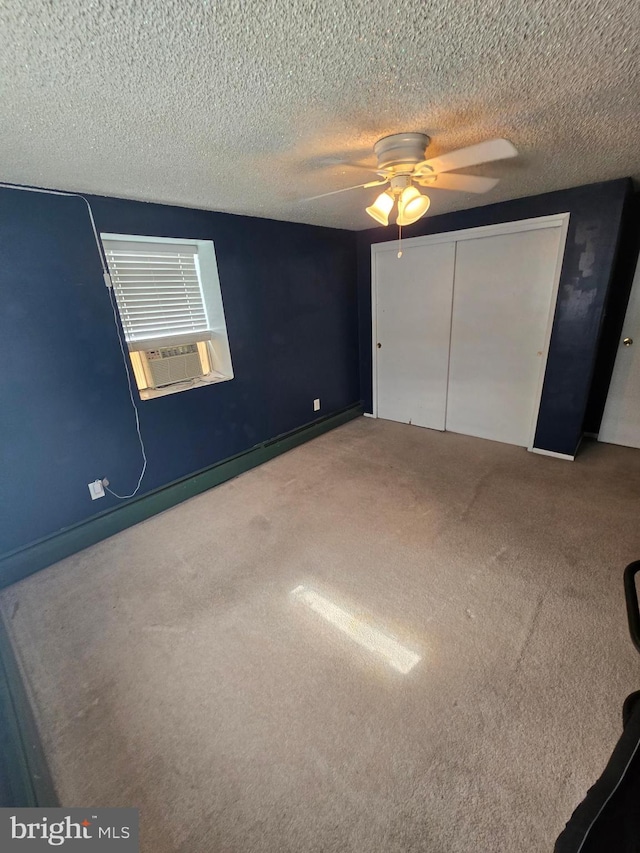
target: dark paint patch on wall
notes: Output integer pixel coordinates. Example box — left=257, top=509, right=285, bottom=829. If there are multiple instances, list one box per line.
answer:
left=357, top=179, right=631, bottom=457
left=0, top=189, right=359, bottom=561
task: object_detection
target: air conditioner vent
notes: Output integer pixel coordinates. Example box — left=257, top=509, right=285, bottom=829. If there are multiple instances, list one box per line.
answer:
left=141, top=343, right=204, bottom=388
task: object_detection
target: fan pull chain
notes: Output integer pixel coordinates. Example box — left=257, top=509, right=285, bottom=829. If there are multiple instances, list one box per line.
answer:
left=397, top=224, right=403, bottom=258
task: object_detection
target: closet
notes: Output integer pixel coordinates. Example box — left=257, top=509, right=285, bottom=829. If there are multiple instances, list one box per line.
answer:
left=372, top=215, right=568, bottom=449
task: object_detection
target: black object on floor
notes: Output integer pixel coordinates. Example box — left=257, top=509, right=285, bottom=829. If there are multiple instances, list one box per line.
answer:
left=554, top=560, right=640, bottom=853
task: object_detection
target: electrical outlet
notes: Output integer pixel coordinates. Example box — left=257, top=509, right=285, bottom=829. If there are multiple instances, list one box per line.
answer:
left=88, top=479, right=105, bottom=500
left=313, top=398, right=321, bottom=412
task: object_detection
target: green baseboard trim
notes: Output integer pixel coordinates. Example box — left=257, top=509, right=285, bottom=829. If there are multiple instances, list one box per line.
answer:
left=0, top=404, right=363, bottom=590
left=0, top=612, right=58, bottom=806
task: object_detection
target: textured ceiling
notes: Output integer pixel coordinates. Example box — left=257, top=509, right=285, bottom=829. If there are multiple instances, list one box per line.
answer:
left=1, top=0, right=638, bottom=230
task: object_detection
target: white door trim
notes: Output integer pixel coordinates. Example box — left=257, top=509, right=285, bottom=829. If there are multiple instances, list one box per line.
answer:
left=530, top=447, right=575, bottom=461
left=370, top=213, right=571, bottom=452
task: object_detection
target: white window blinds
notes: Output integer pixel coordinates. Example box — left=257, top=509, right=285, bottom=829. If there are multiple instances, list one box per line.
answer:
left=102, top=238, right=211, bottom=351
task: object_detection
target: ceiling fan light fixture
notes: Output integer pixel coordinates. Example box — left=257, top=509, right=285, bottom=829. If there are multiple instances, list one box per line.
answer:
left=397, top=185, right=431, bottom=226
left=365, top=190, right=394, bottom=226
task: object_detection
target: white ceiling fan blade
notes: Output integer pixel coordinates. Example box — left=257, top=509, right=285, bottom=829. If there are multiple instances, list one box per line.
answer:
left=301, top=179, right=387, bottom=202
left=417, top=173, right=499, bottom=193
left=418, top=139, right=517, bottom=175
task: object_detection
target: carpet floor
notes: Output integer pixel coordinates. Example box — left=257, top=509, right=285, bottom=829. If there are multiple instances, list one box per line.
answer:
left=2, top=418, right=640, bottom=852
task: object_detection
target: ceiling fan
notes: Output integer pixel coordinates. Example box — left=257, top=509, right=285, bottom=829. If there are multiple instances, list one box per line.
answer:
left=306, top=133, right=518, bottom=226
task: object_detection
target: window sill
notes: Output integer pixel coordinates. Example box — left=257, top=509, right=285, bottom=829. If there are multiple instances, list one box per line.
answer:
left=139, top=371, right=233, bottom=401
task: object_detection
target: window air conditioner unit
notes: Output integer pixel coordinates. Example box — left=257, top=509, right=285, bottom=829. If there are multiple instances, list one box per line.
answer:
left=139, top=343, right=204, bottom=388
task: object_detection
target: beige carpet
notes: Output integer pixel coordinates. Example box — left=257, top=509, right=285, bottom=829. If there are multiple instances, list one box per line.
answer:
left=2, top=418, right=640, bottom=852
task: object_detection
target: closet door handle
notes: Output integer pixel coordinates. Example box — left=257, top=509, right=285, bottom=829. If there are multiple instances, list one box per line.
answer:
left=377, top=342, right=382, bottom=349
left=623, top=337, right=633, bottom=347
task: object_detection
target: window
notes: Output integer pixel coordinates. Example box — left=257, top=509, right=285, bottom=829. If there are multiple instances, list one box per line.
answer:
left=101, top=234, right=233, bottom=400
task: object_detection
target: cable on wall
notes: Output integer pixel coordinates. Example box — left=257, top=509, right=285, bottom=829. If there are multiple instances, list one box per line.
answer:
left=0, top=181, right=147, bottom=499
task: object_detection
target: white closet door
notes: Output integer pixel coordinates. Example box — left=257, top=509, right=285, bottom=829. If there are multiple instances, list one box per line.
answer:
left=446, top=227, right=563, bottom=446
left=375, top=241, right=456, bottom=429
left=599, top=252, right=640, bottom=448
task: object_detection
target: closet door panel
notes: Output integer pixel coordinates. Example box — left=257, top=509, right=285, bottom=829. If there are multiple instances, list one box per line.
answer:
left=446, top=227, right=562, bottom=446
left=375, top=242, right=456, bottom=429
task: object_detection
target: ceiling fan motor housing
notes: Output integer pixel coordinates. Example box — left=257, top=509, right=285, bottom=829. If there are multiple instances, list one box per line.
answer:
left=374, top=132, right=430, bottom=173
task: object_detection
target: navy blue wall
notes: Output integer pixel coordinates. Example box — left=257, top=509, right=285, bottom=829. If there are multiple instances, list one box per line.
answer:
left=0, top=189, right=359, bottom=559
left=357, top=179, right=631, bottom=456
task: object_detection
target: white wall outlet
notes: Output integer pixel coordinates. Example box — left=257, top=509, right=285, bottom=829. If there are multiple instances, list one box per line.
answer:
left=88, top=479, right=105, bottom=500
left=313, top=398, right=321, bottom=412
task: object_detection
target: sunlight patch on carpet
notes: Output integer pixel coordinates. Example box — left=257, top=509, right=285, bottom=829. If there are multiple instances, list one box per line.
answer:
left=290, top=585, right=421, bottom=674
